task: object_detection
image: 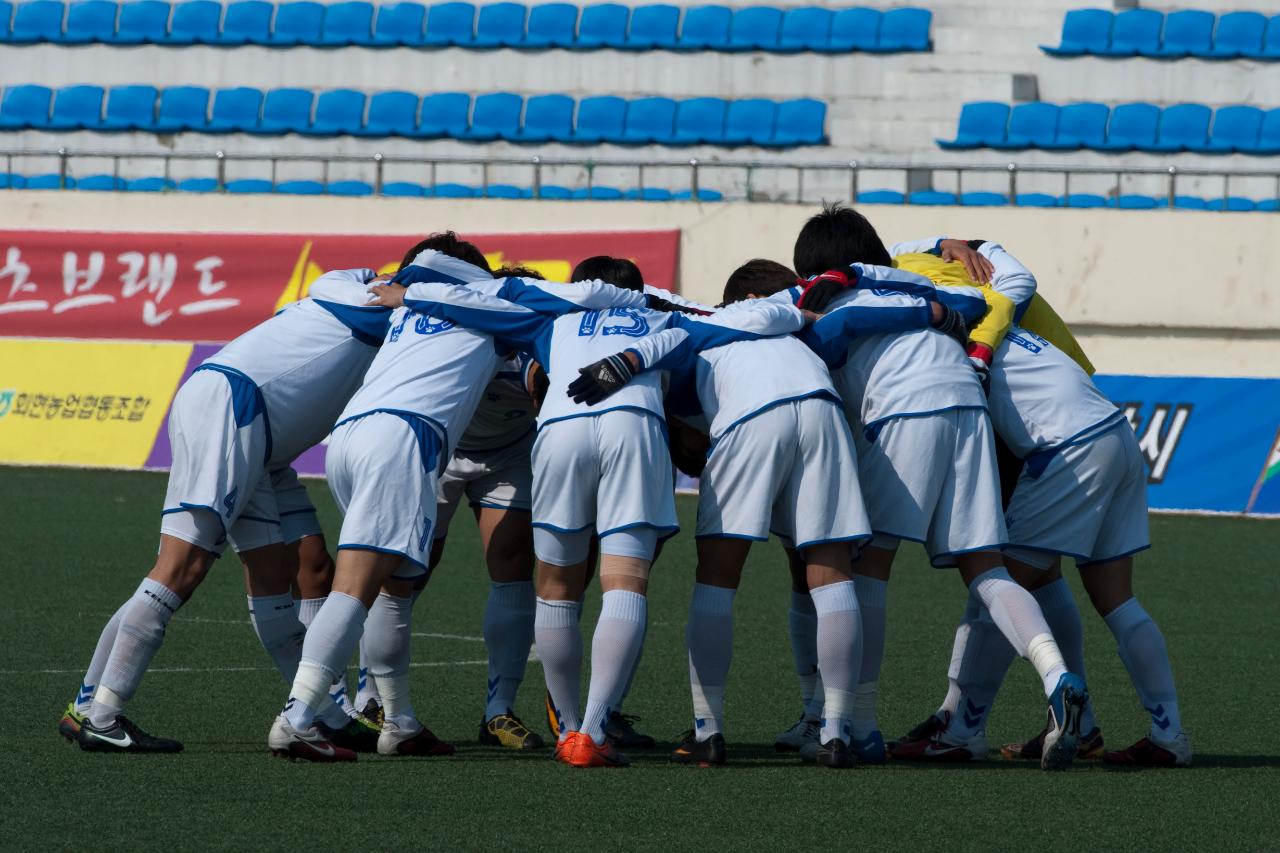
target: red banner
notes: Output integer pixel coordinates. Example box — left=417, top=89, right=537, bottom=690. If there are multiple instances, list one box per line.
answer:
left=0, top=229, right=681, bottom=342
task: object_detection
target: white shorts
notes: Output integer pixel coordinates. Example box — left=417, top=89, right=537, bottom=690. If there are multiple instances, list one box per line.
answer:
left=160, top=367, right=280, bottom=556
left=855, top=407, right=1007, bottom=566
left=697, top=397, right=871, bottom=550
left=435, top=430, right=534, bottom=540
left=531, top=408, right=677, bottom=542
left=1005, top=421, right=1151, bottom=569
left=271, top=466, right=324, bottom=545
left=326, top=412, right=442, bottom=578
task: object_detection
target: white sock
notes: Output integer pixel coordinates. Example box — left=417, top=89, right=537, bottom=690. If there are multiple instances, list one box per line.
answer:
left=580, top=590, right=647, bottom=746
left=90, top=579, right=183, bottom=728
left=850, top=575, right=886, bottom=739
left=615, top=614, right=648, bottom=714
left=297, top=597, right=325, bottom=629
left=788, top=590, right=822, bottom=721
left=285, top=592, right=367, bottom=730
left=938, top=594, right=982, bottom=717
left=1033, top=579, right=1097, bottom=731
left=811, top=581, right=861, bottom=746
left=535, top=598, right=582, bottom=741
left=483, top=581, right=535, bottom=721
left=364, top=592, right=417, bottom=729
left=75, top=603, right=126, bottom=715
left=1104, top=597, right=1183, bottom=740
left=355, top=637, right=381, bottom=711
left=946, top=604, right=1016, bottom=742
left=247, top=593, right=305, bottom=683
left=686, top=583, right=735, bottom=740
left=971, top=568, right=1066, bottom=696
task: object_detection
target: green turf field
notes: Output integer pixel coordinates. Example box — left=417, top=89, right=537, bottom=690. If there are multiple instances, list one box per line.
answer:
left=3, top=467, right=1277, bottom=851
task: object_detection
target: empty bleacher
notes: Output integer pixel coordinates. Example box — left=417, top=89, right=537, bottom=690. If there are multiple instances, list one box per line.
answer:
left=1043, top=8, right=1280, bottom=60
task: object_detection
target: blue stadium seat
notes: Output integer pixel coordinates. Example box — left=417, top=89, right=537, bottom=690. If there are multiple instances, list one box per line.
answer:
left=673, top=188, right=722, bottom=201
left=434, top=182, right=477, bottom=198
left=215, top=0, right=273, bottom=45
left=1239, top=108, right=1280, bottom=155
left=1206, top=196, right=1256, bottom=212
left=357, top=90, right=418, bottom=136
left=457, top=91, right=522, bottom=140
left=1169, top=195, right=1208, bottom=210
left=1096, top=8, right=1161, bottom=57
left=484, top=183, right=529, bottom=199
left=25, top=173, right=73, bottom=189
left=372, top=2, right=426, bottom=46
left=9, top=0, right=64, bottom=43
left=937, top=101, right=1010, bottom=149
left=266, top=2, right=324, bottom=46
left=1041, top=101, right=1108, bottom=150
left=992, top=102, right=1059, bottom=150
left=414, top=91, right=470, bottom=138
left=226, top=178, right=274, bottom=193
left=1196, top=105, right=1263, bottom=153
left=125, top=176, right=174, bottom=191
left=256, top=88, right=314, bottom=135
left=510, top=92, right=573, bottom=142
left=572, top=186, right=625, bottom=200
left=0, top=2, right=14, bottom=41
left=110, top=1, right=171, bottom=44
left=1096, top=102, right=1160, bottom=152
left=575, top=2, right=627, bottom=49
left=872, top=6, right=930, bottom=52
left=319, top=2, right=376, bottom=47
left=909, top=190, right=956, bottom=206
left=727, top=6, right=781, bottom=52
left=162, top=0, right=220, bottom=44
left=0, top=173, right=24, bottom=190
left=1062, top=193, right=1107, bottom=208
left=46, top=84, right=104, bottom=130
left=1154, top=10, right=1213, bottom=59
left=569, top=95, right=626, bottom=142
left=305, top=89, right=365, bottom=136
left=1256, top=15, right=1280, bottom=60
left=618, top=96, right=676, bottom=143
left=177, top=177, right=218, bottom=192
left=152, top=85, right=209, bottom=132
left=523, top=2, right=576, bottom=48
left=535, top=184, right=572, bottom=198
left=381, top=180, right=428, bottom=196
left=676, top=5, right=731, bottom=51
left=721, top=98, right=775, bottom=145
left=960, top=191, right=1007, bottom=207
left=767, top=98, right=825, bottom=146
left=100, top=85, right=158, bottom=131
left=78, top=174, right=125, bottom=191
left=1208, top=11, right=1267, bottom=59
left=670, top=97, right=726, bottom=144
left=471, top=1, right=525, bottom=47
left=63, top=1, right=118, bottom=44
left=624, top=4, right=679, bottom=50
left=777, top=7, right=832, bottom=53
left=625, top=187, right=672, bottom=201
left=822, top=7, right=879, bottom=53
left=857, top=189, right=903, bottom=204
left=0, top=84, right=53, bottom=129
left=1042, top=8, right=1112, bottom=57
left=1256, top=199, right=1280, bottom=212
left=1112, top=194, right=1159, bottom=210
left=207, top=86, right=263, bottom=132
left=1015, top=192, right=1058, bottom=208
left=276, top=179, right=324, bottom=194
left=423, top=1, right=474, bottom=46
left=1151, top=103, right=1211, bottom=152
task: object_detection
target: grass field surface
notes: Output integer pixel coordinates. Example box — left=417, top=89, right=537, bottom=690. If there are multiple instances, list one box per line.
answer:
left=3, top=467, right=1277, bottom=851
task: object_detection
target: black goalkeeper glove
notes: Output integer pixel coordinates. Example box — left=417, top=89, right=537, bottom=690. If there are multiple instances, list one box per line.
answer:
left=796, top=269, right=855, bottom=314
left=567, top=353, right=636, bottom=405
left=645, top=293, right=709, bottom=316
left=931, top=303, right=969, bottom=349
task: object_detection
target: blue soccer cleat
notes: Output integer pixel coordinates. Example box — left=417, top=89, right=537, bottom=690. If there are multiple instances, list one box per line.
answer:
left=850, top=730, right=887, bottom=764
left=1042, top=672, right=1088, bottom=771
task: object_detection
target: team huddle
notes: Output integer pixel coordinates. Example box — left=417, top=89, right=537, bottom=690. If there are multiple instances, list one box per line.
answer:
left=56, top=205, right=1192, bottom=771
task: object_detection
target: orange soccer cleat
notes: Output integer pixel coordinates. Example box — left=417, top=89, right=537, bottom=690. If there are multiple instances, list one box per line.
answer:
left=568, top=732, right=632, bottom=768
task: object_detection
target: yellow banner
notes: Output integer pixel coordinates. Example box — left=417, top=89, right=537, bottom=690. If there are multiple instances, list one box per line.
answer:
left=0, top=339, right=193, bottom=468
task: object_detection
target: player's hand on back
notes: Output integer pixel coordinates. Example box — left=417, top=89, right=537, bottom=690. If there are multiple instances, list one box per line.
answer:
left=567, top=352, right=641, bottom=405
left=930, top=301, right=969, bottom=349
left=797, top=269, right=855, bottom=313
left=369, top=283, right=407, bottom=309
left=937, top=239, right=994, bottom=283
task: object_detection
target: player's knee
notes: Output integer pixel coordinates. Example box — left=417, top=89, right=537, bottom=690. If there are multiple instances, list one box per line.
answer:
left=293, top=537, right=336, bottom=597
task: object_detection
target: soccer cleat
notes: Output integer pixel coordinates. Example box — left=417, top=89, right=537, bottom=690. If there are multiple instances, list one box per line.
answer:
left=670, top=730, right=726, bottom=767
left=268, top=714, right=355, bottom=762
left=774, top=716, right=820, bottom=752
left=815, top=738, right=855, bottom=769
left=480, top=712, right=546, bottom=750
left=1103, top=733, right=1192, bottom=768
left=553, top=733, right=579, bottom=765
left=359, top=698, right=384, bottom=728
left=317, top=714, right=381, bottom=753
left=569, top=733, right=631, bottom=768
left=78, top=715, right=183, bottom=754
left=889, top=711, right=949, bottom=755
left=604, top=711, right=655, bottom=750
left=58, top=703, right=86, bottom=743
left=544, top=690, right=561, bottom=742
left=1041, top=672, right=1088, bottom=771
left=850, top=730, right=887, bottom=764
left=891, top=731, right=988, bottom=762
left=377, top=720, right=456, bottom=757
left=1001, top=726, right=1104, bottom=761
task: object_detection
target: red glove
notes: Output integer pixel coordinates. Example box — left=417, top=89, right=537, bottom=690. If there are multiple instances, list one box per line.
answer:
left=966, top=342, right=994, bottom=392
left=796, top=269, right=855, bottom=313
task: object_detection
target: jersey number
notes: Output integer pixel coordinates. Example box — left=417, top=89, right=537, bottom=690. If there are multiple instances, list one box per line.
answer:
left=577, top=307, right=650, bottom=339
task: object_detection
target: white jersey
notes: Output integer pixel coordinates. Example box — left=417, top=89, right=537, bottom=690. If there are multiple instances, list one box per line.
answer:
left=200, top=268, right=390, bottom=467
left=643, top=283, right=716, bottom=314
left=455, top=359, right=536, bottom=454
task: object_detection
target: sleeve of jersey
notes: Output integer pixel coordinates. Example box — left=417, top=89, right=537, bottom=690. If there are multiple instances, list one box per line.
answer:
left=401, top=281, right=549, bottom=350
left=963, top=242, right=1035, bottom=353
left=685, top=300, right=805, bottom=336
left=304, top=268, right=378, bottom=305
left=496, top=277, right=647, bottom=315
left=797, top=297, right=932, bottom=368
left=887, top=237, right=945, bottom=257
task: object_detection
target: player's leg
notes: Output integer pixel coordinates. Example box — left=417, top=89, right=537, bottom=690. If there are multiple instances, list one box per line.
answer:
left=602, top=533, right=657, bottom=751
left=775, top=548, right=824, bottom=751
left=805, top=542, right=862, bottom=769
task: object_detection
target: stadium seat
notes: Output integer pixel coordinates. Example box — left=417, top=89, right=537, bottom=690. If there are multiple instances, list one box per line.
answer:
left=484, top=183, right=529, bottom=199
left=1095, top=8, right=1161, bottom=58
left=1096, top=102, right=1160, bottom=152
left=535, top=184, right=572, bottom=198
left=0, top=85, right=53, bottom=129
left=434, top=182, right=477, bottom=198
left=63, top=1, right=118, bottom=44
left=110, top=1, right=171, bottom=44
left=1151, top=103, right=1211, bottom=152
left=959, top=191, right=1008, bottom=207
left=625, top=187, right=673, bottom=201
left=510, top=92, right=574, bottom=142
left=673, top=188, right=722, bottom=201
left=23, top=173, right=72, bottom=189
left=319, top=2, right=377, bottom=47
left=305, top=89, right=366, bottom=136
left=371, top=2, right=426, bottom=46
left=215, top=0, right=273, bottom=45
left=822, top=7, right=879, bottom=53
left=357, top=90, right=419, bottom=136
left=78, top=174, right=125, bottom=191
left=1062, top=193, right=1107, bottom=208
left=992, top=102, right=1059, bottom=150
left=1207, top=196, right=1256, bottom=212
left=777, top=7, right=832, bottom=53
left=676, top=5, right=732, bottom=52
left=857, top=189, right=904, bottom=204
left=727, top=6, right=782, bottom=52
left=471, top=2, right=525, bottom=47
left=1255, top=198, right=1280, bottom=211
left=207, top=86, right=264, bottom=132
left=276, top=179, right=324, bottom=194
left=9, top=0, right=64, bottom=44
left=908, top=190, right=956, bottom=206
left=225, top=178, right=274, bottom=193
left=457, top=91, right=522, bottom=140
left=1042, top=8, right=1112, bottom=57
left=46, top=85, right=104, bottom=130
left=0, top=173, right=26, bottom=189
left=572, top=186, right=625, bottom=200
left=871, top=6, right=930, bottom=52
left=767, top=98, right=825, bottom=146
left=575, top=2, right=627, bottom=49
left=414, top=91, right=470, bottom=138
left=1015, top=192, right=1058, bottom=208
left=721, top=98, right=775, bottom=145
left=152, top=85, right=210, bottom=132
left=618, top=96, right=676, bottom=144
left=670, top=97, right=727, bottom=144
left=100, top=85, right=159, bottom=131
left=1170, top=195, right=1209, bottom=210
left=423, top=1, right=474, bottom=46
left=937, top=102, right=1010, bottom=149
left=0, top=1, right=14, bottom=40
left=162, top=0, right=220, bottom=44
left=1208, top=11, right=1267, bottom=59
left=624, top=4, right=679, bottom=50
left=568, top=95, right=626, bottom=142
left=265, top=2, right=324, bottom=46
left=381, top=180, right=427, bottom=196
left=1239, top=108, right=1280, bottom=155
left=522, top=2, right=577, bottom=48
left=256, top=88, right=314, bottom=134
left=124, top=176, right=174, bottom=191
left=1196, top=105, right=1263, bottom=154
left=1256, top=15, right=1280, bottom=60
left=177, top=177, right=218, bottom=192
left=1112, top=194, right=1159, bottom=210
left=1153, top=10, right=1213, bottom=59
left=1041, top=101, right=1109, bottom=150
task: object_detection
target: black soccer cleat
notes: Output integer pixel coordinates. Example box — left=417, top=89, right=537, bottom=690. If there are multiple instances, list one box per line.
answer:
left=77, top=715, right=183, bottom=754
left=317, top=715, right=381, bottom=753
left=670, top=730, right=726, bottom=767
left=604, top=712, right=655, bottom=750
left=815, top=738, right=855, bottom=769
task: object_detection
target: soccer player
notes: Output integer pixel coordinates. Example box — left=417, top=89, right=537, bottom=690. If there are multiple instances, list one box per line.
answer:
left=61, top=267, right=394, bottom=753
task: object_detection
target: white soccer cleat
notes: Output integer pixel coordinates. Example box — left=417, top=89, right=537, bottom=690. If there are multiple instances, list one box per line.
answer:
left=774, top=716, right=821, bottom=752
left=268, top=714, right=356, bottom=763
left=377, top=719, right=456, bottom=757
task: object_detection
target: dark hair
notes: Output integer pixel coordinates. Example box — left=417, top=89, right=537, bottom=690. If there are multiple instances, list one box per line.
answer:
left=496, top=265, right=545, bottom=280
left=792, top=203, right=891, bottom=278
left=571, top=256, right=645, bottom=292
left=398, top=231, right=492, bottom=274
left=721, top=258, right=797, bottom=305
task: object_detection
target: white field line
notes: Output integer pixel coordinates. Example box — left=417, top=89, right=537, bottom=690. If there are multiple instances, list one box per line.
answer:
left=117, top=615, right=487, bottom=644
